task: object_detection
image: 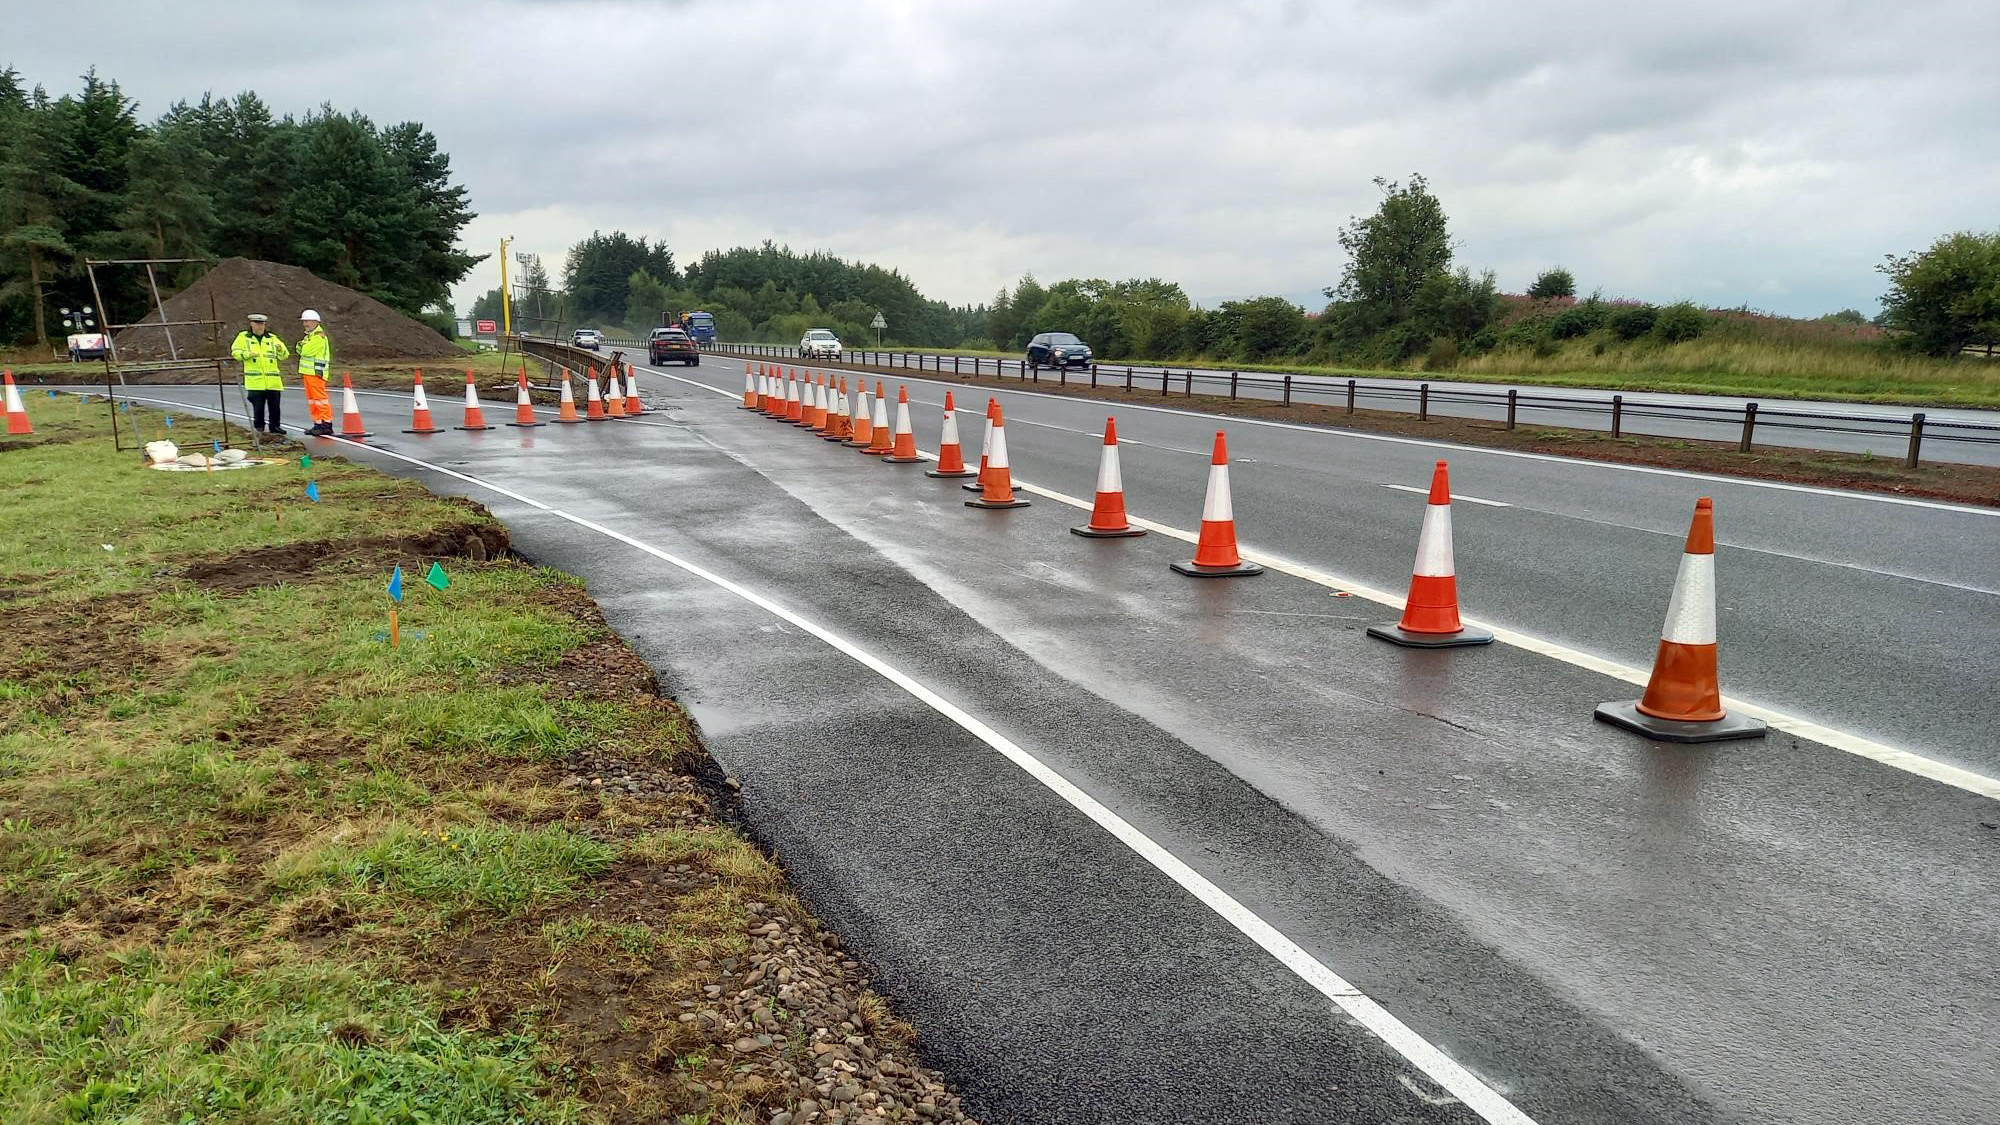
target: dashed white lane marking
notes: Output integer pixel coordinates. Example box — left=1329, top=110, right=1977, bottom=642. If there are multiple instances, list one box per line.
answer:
left=1384, top=483, right=1511, bottom=508
left=704, top=352, right=2000, bottom=518
left=637, top=369, right=2000, bottom=804
left=111, top=389, right=1535, bottom=1125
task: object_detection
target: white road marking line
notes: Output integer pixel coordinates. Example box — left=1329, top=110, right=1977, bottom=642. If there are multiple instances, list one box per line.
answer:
left=1384, top=483, right=1511, bottom=508
left=105, top=388, right=1537, bottom=1125
left=710, top=353, right=1997, bottom=517
left=639, top=370, right=2000, bottom=804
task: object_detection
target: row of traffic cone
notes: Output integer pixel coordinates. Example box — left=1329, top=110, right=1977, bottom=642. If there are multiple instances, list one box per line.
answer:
left=738, top=360, right=1762, bottom=744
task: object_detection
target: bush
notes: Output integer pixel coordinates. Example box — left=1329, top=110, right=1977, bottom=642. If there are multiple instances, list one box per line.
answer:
left=1425, top=337, right=1459, bottom=370
left=1609, top=305, right=1658, bottom=340
left=1528, top=267, right=1576, bottom=300
left=1499, top=316, right=1553, bottom=350
left=1651, top=301, right=1709, bottom=343
left=1550, top=298, right=1609, bottom=340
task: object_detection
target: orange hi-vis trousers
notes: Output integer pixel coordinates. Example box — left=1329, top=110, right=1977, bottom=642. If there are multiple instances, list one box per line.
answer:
left=303, top=375, right=332, bottom=424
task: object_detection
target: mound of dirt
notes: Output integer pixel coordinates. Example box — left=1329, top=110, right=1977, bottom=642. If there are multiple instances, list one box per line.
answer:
left=114, top=258, right=459, bottom=362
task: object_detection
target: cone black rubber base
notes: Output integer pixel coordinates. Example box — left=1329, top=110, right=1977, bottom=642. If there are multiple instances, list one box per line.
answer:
left=843, top=438, right=873, bottom=447
left=738, top=404, right=761, bottom=410
left=1170, top=559, right=1264, bottom=577
left=402, top=427, right=446, bottom=435
left=336, top=430, right=373, bottom=438
left=966, top=496, right=1032, bottom=509
left=963, top=480, right=1021, bottom=493
left=453, top=425, right=494, bottom=432
left=822, top=433, right=850, bottom=442
left=507, top=420, right=545, bottom=428
left=1366, top=623, right=1495, bottom=648
left=1593, top=701, right=1768, bottom=743
left=883, top=454, right=924, bottom=464
left=554, top=418, right=587, bottom=424
left=1071, top=525, right=1146, bottom=538
left=927, top=467, right=979, bottom=478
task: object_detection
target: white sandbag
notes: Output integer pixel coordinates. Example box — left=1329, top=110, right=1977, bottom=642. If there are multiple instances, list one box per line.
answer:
left=145, top=440, right=179, bottom=465
left=214, top=449, right=247, bottom=464
left=178, top=453, right=210, bottom=468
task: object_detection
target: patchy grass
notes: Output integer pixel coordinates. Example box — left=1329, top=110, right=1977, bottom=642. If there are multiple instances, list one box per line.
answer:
left=0, top=406, right=975, bottom=1124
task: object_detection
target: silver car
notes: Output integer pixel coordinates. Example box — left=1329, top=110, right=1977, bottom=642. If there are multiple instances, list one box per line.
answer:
left=799, top=328, right=842, bottom=359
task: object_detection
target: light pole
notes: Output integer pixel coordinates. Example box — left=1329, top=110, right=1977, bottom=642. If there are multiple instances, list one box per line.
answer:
left=59, top=305, right=98, bottom=361
left=498, top=236, right=514, bottom=336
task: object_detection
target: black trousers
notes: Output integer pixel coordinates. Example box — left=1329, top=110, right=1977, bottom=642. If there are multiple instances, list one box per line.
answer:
left=247, top=389, right=282, bottom=432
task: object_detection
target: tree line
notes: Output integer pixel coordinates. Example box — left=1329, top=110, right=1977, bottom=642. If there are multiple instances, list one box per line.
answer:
left=0, top=67, right=481, bottom=348
left=482, top=179, right=1993, bottom=367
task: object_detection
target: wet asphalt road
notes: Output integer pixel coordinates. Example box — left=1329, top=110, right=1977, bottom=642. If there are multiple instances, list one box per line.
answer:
left=116, top=379, right=2000, bottom=1125
left=714, top=344, right=2000, bottom=466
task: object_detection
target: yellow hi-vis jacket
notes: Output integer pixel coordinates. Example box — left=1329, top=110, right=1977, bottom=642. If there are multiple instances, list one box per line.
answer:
left=231, top=330, right=290, bottom=390
left=297, top=325, right=330, bottom=380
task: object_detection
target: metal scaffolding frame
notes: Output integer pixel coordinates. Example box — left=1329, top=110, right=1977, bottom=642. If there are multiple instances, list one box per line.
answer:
left=83, top=256, right=260, bottom=457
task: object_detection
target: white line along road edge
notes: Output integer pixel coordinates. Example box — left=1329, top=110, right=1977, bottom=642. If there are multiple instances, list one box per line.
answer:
left=112, top=390, right=1534, bottom=1124
left=638, top=370, right=2000, bottom=804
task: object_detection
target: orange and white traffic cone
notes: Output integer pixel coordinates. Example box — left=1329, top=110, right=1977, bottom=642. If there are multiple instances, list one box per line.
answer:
left=1170, top=432, right=1261, bottom=577
left=798, top=375, right=825, bottom=429
left=812, top=377, right=836, bottom=436
left=604, top=368, right=627, bottom=417
left=1596, top=498, right=1767, bottom=742
left=554, top=371, right=584, bottom=423
left=402, top=370, right=444, bottom=434
left=965, top=402, right=1030, bottom=509
left=926, top=391, right=978, bottom=478
left=1367, top=461, right=1490, bottom=646
left=862, top=383, right=894, bottom=455
left=508, top=369, right=543, bottom=428
left=844, top=380, right=876, bottom=448
left=623, top=364, right=646, bottom=415
left=763, top=366, right=785, bottom=417
left=454, top=370, right=494, bottom=431
left=741, top=363, right=758, bottom=409
left=963, top=398, right=1002, bottom=492
left=882, top=386, right=923, bottom=463
left=583, top=369, right=607, bottom=421
left=337, top=373, right=373, bottom=438
left=4, top=371, right=36, bottom=435
left=1071, top=417, right=1145, bottom=537
left=785, top=369, right=805, bottom=423
left=823, top=377, right=852, bottom=441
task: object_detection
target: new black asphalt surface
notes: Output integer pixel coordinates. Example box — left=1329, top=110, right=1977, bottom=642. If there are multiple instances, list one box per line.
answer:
left=714, top=344, right=2000, bottom=466
left=114, top=379, right=2000, bottom=1125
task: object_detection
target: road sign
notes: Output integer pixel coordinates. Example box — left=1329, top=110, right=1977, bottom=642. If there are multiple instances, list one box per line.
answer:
left=475, top=319, right=498, bottom=334
left=871, top=312, right=887, bottom=329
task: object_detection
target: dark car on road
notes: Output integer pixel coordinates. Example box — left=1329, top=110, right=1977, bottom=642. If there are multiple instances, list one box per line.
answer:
left=1027, top=331, right=1092, bottom=368
left=648, top=327, right=700, bottom=366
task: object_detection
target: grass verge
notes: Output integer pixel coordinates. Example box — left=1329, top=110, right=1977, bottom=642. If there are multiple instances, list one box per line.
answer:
left=0, top=406, right=978, bottom=1124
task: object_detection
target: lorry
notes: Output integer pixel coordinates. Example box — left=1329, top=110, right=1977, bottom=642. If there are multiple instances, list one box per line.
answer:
left=668, top=310, right=717, bottom=345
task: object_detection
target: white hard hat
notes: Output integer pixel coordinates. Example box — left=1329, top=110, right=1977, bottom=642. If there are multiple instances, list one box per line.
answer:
left=300, top=309, right=320, bottom=321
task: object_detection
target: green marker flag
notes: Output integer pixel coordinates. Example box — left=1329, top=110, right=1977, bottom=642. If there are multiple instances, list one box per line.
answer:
left=424, top=561, right=450, bottom=591
left=299, top=453, right=312, bottom=468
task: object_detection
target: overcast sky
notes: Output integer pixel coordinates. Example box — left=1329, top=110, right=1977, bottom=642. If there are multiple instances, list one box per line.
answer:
left=13, top=0, right=1998, bottom=318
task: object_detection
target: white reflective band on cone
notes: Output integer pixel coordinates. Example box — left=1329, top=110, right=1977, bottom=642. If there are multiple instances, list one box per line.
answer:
left=1097, top=444, right=1124, bottom=494
left=1413, top=503, right=1456, bottom=577
left=1659, top=553, right=1717, bottom=645
left=989, top=426, right=1011, bottom=468
left=894, top=400, right=912, bottom=435
left=873, top=396, right=888, bottom=428
left=1201, top=464, right=1232, bottom=522
left=413, top=384, right=430, bottom=409
left=941, top=411, right=960, bottom=444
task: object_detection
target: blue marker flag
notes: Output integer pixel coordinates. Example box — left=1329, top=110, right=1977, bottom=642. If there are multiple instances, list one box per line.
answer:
left=164, top=415, right=173, bottom=428
left=213, top=440, right=223, bottom=453
left=305, top=481, right=321, bottom=503
left=387, top=565, right=404, bottom=603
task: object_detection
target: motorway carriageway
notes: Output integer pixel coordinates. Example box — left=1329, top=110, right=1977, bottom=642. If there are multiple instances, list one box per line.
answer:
left=113, top=375, right=1999, bottom=1125
left=715, top=344, right=2000, bottom=467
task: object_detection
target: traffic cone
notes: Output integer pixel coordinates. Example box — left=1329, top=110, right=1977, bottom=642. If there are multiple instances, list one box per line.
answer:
left=823, top=377, right=851, bottom=441
left=964, top=399, right=1020, bottom=493
left=507, top=369, right=543, bottom=427
left=604, top=368, right=627, bottom=417
left=813, top=376, right=837, bottom=436
left=1170, top=432, right=1262, bottom=577
left=1367, top=461, right=1491, bottom=646
left=1071, top=418, right=1145, bottom=537
left=926, top=392, right=978, bottom=478
left=402, top=370, right=445, bottom=434
left=583, top=369, right=607, bottom=421
left=785, top=369, right=805, bottom=423
left=883, top=386, right=923, bottom=463
left=4, top=371, right=36, bottom=435
left=862, top=383, right=894, bottom=455
left=741, top=363, right=758, bottom=409
left=844, top=380, right=876, bottom=448
left=554, top=371, right=584, bottom=423
left=797, top=375, right=825, bottom=429
left=762, top=366, right=784, bottom=417
left=1596, top=498, right=1767, bottom=742
left=623, top=364, right=646, bottom=415
left=965, top=402, right=1030, bottom=509
left=337, top=373, right=373, bottom=438
left=454, top=370, right=494, bottom=431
